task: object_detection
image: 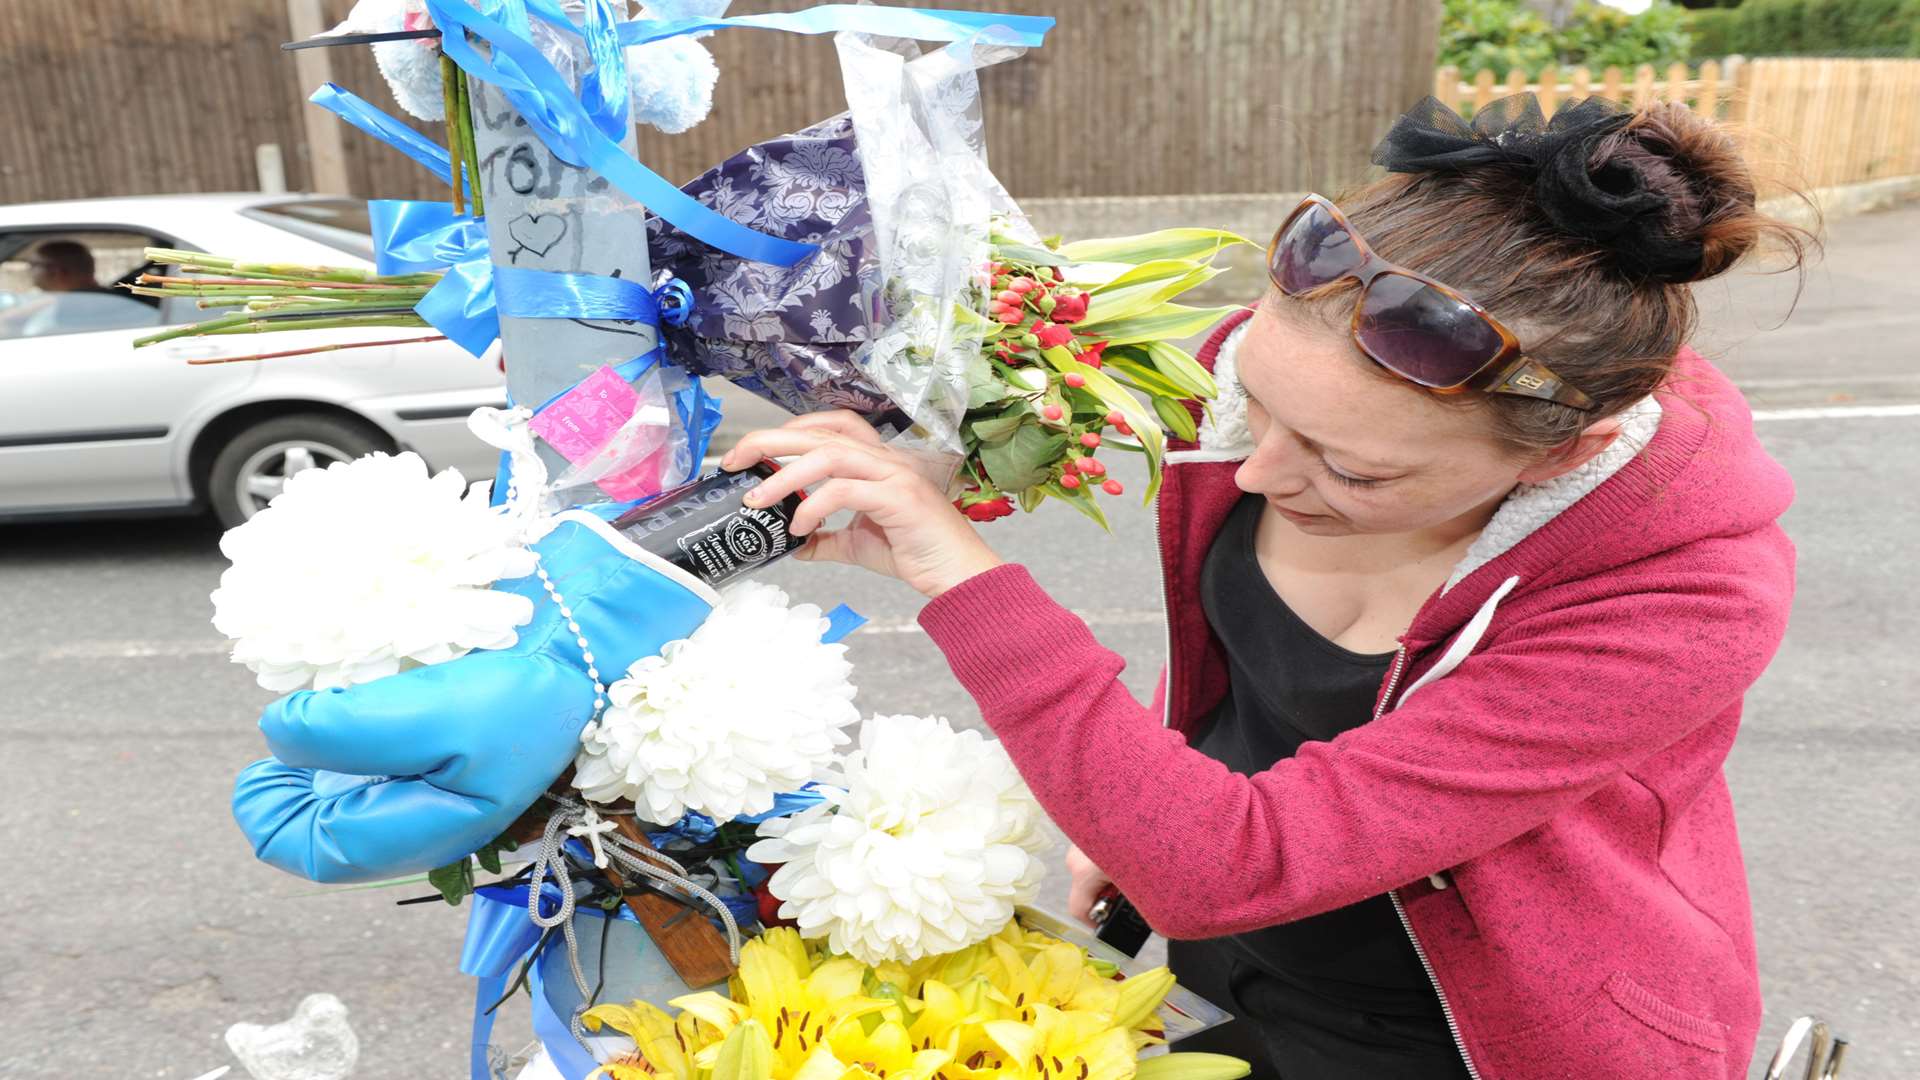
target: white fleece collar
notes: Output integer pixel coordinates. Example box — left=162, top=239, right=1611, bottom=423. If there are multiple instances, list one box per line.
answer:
left=1175, top=320, right=1664, bottom=593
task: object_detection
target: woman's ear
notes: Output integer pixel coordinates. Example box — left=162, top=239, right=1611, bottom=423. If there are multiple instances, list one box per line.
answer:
left=1515, top=415, right=1623, bottom=485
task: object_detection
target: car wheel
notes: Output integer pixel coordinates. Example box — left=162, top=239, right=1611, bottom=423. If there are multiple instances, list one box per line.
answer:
left=207, top=414, right=391, bottom=529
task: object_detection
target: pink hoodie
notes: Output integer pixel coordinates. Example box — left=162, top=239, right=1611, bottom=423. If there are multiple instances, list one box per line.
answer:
left=919, top=310, right=1796, bottom=1079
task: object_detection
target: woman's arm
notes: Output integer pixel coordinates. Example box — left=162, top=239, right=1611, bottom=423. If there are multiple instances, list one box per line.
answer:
left=724, top=411, right=1792, bottom=941
left=919, top=546, right=1791, bottom=939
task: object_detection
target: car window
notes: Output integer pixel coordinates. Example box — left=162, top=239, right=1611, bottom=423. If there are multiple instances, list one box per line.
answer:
left=0, top=229, right=166, bottom=340
left=241, top=198, right=375, bottom=261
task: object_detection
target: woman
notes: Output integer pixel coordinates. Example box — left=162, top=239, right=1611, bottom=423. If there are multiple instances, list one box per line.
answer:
left=723, top=96, right=1807, bottom=1079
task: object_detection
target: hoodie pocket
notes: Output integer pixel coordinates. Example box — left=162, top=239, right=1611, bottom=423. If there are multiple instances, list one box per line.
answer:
left=1476, top=972, right=1730, bottom=1078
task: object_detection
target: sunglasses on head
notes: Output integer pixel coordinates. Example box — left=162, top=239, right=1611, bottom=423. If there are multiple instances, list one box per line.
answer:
left=1267, top=195, right=1594, bottom=411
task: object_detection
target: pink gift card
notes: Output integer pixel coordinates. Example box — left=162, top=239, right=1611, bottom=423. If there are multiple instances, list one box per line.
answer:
left=530, top=366, right=669, bottom=501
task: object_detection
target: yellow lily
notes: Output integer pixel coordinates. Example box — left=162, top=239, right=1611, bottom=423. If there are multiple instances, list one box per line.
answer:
left=902, top=978, right=1006, bottom=1079
left=677, top=931, right=896, bottom=1077
left=582, top=999, right=703, bottom=1080
left=980, top=1005, right=1139, bottom=1080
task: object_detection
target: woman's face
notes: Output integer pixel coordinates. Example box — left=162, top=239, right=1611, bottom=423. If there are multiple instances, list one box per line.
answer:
left=1232, top=303, right=1545, bottom=539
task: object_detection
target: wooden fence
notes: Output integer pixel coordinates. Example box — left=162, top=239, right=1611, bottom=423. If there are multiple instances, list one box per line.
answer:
left=0, top=0, right=1441, bottom=205
left=1435, top=57, right=1920, bottom=190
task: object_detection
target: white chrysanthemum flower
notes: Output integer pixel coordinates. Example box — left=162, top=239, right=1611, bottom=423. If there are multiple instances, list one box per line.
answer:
left=211, top=452, right=536, bottom=692
left=747, top=715, right=1049, bottom=965
left=572, top=581, right=859, bottom=824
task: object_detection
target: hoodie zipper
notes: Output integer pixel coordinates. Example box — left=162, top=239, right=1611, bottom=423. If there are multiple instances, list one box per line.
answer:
left=1375, top=645, right=1482, bottom=1080
left=1154, top=499, right=1174, bottom=728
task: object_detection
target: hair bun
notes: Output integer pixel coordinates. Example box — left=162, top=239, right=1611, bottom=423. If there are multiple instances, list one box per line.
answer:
left=1372, top=95, right=1765, bottom=286
left=1583, top=101, right=1761, bottom=284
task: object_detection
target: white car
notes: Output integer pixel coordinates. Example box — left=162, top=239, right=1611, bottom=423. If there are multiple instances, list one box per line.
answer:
left=0, top=194, right=505, bottom=528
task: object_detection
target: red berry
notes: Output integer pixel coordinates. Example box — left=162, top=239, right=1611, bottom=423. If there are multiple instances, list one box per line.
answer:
left=1064, top=373, right=1086, bottom=388
left=1080, top=432, right=1101, bottom=449
left=1060, top=473, right=1082, bottom=490
left=1052, top=267, right=1065, bottom=281
left=997, top=290, right=1023, bottom=306
left=996, top=309, right=1023, bottom=324
left=1102, top=479, right=1124, bottom=496
left=1105, top=410, right=1124, bottom=426
left=1084, top=458, right=1107, bottom=476
left=1043, top=404, right=1063, bottom=421
left=1062, top=458, right=1079, bottom=474
left=1116, top=421, right=1134, bottom=436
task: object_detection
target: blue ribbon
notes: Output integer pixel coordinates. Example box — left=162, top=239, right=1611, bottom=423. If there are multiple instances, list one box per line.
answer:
left=496, top=264, right=664, bottom=325
left=427, top=0, right=816, bottom=267
left=367, top=199, right=502, bottom=357
left=309, top=83, right=457, bottom=181
left=462, top=882, right=635, bottom=1080
left=616, top=5, right=1054, bottom=48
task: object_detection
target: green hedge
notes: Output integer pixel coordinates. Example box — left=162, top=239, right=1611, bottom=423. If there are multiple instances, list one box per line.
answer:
left=1439, top=0, right=1696, bottom=77
left=1685, top=0, right=1920, bottom=58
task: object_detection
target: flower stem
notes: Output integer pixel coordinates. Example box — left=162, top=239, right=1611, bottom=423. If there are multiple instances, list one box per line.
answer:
left=184, top=334, right=448, bottom=365
left=441, top=52, right=466, bottom=216
left=457, top=67, right=485, bottom=219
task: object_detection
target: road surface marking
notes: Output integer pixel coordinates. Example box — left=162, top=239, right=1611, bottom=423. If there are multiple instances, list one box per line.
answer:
left=1753, top=404, right=1920, bottom=421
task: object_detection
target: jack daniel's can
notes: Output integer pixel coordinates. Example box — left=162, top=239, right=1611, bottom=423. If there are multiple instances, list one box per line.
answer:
left=611, top=464, right=802, bottom=588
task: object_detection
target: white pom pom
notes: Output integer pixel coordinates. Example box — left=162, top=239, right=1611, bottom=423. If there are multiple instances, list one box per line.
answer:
left=626, top=35, right=719, bottom=135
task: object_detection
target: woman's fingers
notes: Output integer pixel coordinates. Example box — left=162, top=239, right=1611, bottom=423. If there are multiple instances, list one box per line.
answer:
left=786, top=476, right=905, bottom=537
left=719, top=427, right=826, bottom=471
left=721, top=415, right=881, bottom=472
left=742, top=443, right=896, bottom=510
left=783, top=409, right=885, bottom=445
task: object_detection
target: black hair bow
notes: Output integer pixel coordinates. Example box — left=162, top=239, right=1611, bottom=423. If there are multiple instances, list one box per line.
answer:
left=1371, top=94, right=1703, bottom=284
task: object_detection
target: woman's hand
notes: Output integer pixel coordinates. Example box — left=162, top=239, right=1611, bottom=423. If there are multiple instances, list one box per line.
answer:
left=720, top=411, right=1004, bottom=599
left=1067, top=845, right=1114, bottom=929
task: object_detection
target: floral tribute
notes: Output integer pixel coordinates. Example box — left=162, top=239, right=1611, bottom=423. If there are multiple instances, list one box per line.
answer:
left=580, top=925, right=1249, bottom=1080
left=953, top=226, right=1245, bottom=527
left=190, top=4, right=1252, bottom=1078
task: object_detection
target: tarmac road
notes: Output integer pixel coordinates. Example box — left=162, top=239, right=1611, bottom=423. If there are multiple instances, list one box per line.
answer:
left=2, top=205, right=1915, bottom=1078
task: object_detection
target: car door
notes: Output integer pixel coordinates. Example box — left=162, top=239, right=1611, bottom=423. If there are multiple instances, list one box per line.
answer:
left=0, top=226, right=256, bottom=516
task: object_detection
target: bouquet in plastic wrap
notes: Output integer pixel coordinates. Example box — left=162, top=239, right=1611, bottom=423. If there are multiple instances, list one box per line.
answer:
left=646, top=33, right=1248, bottom=525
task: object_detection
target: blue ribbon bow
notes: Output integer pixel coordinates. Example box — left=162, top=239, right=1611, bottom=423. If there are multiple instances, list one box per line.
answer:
left=462, top=881, right=634, bottom=1080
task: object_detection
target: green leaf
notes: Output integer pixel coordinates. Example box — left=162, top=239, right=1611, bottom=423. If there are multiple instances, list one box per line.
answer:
left=474, top=834, right=517, bottom=876
left=1105, top=349, right=1198, bottom=399
left=1154, top=394, right=1201, bottom=443
left=950, top=300, right=997, bottom=335
left=978, top=420, right=1068, bottom=493
left=1133, top=1052, right=1254, bottom=1080
left=1040, top=481, right=1111, bottom=532
left=1141, top=340, right=1219, bottom=400
left=966, top=409, right=1027, bottom=444
left=1079, top=262, right=1224, bottom=327
left=993, top=241, right=1070, bottom=268
left=1078, top=304, right=1246, bottom=347
left=1059, top=227, right=1252, bottom=266
left=427, top=859, right=473, bottom=907
left=965, top=351, right=1015, bottom=409
left=1043, top=347, right=1165, bottom=493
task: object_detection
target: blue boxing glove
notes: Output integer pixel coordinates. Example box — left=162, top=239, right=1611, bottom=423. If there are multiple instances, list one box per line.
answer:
left=231, top=510, right=717, bottom=883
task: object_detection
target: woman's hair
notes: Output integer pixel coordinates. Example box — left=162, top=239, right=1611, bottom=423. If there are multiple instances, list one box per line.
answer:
left=1286, top=100, right=1814, bottom=455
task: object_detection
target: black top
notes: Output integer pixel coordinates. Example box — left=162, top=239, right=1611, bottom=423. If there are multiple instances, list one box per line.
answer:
left=1188, top=494, right=1464, bottom=1076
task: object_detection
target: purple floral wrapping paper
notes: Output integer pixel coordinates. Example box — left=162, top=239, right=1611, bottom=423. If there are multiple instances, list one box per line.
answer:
left=646, top=116, right=913, bottom=429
